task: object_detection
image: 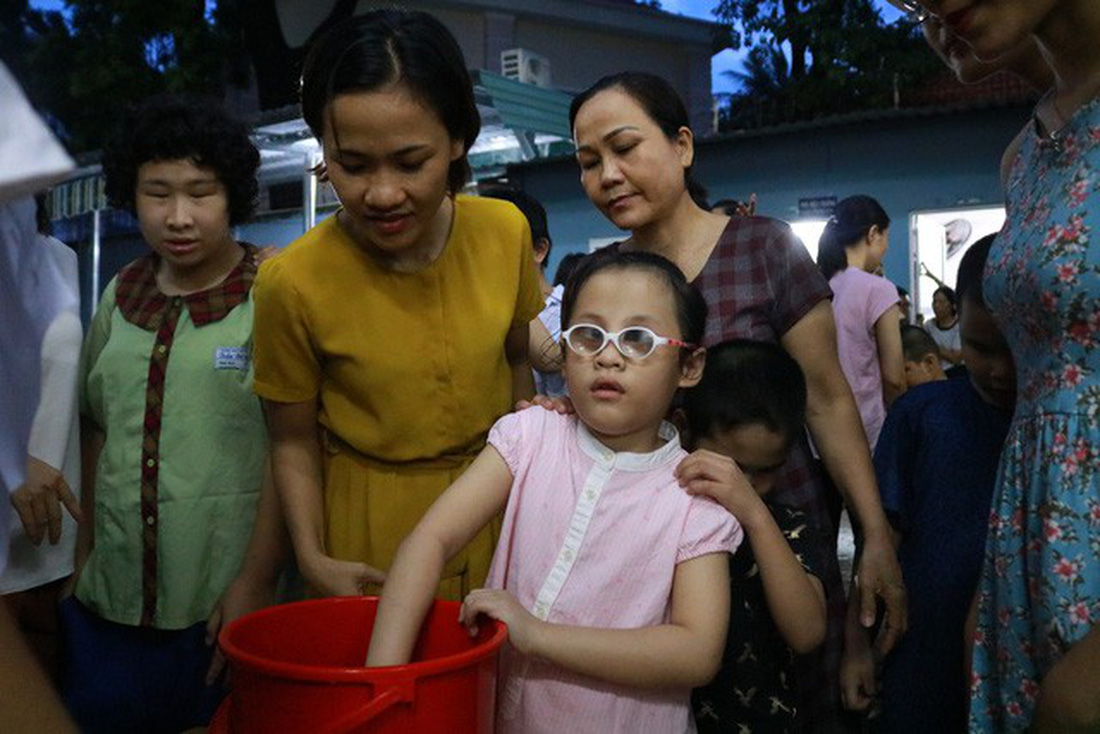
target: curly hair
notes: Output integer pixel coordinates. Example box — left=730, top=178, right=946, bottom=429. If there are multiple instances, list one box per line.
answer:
left=102, top=94, right=260, bottom=225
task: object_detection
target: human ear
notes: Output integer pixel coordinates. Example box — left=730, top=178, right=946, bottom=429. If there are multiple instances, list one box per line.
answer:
left=675, top=126, right=695, bottom=169
left=450, top=137, right=465, bottom=162
left=533, top=238, right=550, bottom=266
left=678, top=346, right=706, bottom=388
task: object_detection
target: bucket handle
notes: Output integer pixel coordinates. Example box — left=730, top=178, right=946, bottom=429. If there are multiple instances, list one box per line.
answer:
left=324, top=682, right=413, bottom=734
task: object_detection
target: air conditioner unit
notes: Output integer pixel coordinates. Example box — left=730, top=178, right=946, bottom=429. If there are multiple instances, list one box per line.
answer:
left=501, top=48, right=551, bottom=88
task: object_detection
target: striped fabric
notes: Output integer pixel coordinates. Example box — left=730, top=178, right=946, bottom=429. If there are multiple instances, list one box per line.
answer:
left=485, top=408, right=742, bottom=734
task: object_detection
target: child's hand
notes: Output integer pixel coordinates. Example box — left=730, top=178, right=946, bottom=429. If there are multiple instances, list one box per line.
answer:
left=840, top=642, right=878, bottom=712
left=675, top=450, right=764, bottom=524
left=460, top=589, right=541, bottom=656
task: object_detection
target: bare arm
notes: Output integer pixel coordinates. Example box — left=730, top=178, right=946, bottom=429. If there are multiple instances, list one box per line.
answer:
left=874, top=305, right=906, bottom=407
left=506, top=322, right=535, bottom=404
left=528, top=317, right=564, bottom=373
left=676, top=450, right=824, bottom=653
left=264, top=398, right=380, bottom=597
left=0, top=604, right=76, bottom=732
left=781, top=302, right=906, bottom=650
left=463, top=552, right=729, bottom=689
left=742, top=505, right=825, bottom=653
left=367, top=446, right=514, bottom=666
left=1033, top=624, right=1100, bottom=732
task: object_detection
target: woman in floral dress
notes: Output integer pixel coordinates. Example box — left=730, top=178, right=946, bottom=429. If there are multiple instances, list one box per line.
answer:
left=910, top=0, right=1100, bottom=730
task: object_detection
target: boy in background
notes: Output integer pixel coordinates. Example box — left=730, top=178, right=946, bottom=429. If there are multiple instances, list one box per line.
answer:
left=480, top=185, right=566, bottom=397
left=680, top=339, right=827, bottom=733
left=901, top=324, right=947, bottom=389
left=840, top=234, right=1015, bottom=732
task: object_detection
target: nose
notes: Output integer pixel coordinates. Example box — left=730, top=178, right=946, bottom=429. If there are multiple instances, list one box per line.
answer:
left=166, top=195, right=193, bottom=229
left=363, top=171, right=406, bottom=212
left=594, top=338, right=625, bottom=368
left=599, top=158, right=624, bottom=189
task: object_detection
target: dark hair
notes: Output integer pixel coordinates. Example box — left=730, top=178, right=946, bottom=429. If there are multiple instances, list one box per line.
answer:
left=102, top=94, right=259, bottom=225
left=569, top=72, right=708, bottom=208
left=816, top=195, right=890, bottom=280
left=956, top=233, right=995, bottom=312
left=480, top=185, right=551, bottom=264
left=896, top=284, right=909, bottom=299
left=933, top=285, right=958, bottom=316
left=901, top=324, right=940, bottom=362
left=684, top=339, right=807, bottom=445
left=301, top=10, right=479, bottom=194
left=560, top=249, right=707, bottom=347
left=553, top=252, right=584, bottom=287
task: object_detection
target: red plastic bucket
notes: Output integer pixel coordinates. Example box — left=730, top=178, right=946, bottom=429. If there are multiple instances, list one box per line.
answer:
left=212, top=597, right=507, bottom=733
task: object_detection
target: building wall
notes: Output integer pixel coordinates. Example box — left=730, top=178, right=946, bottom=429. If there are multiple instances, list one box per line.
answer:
left=355, top=0, right=715, bottom=132
left=509, top=105, right=1032, bottom=290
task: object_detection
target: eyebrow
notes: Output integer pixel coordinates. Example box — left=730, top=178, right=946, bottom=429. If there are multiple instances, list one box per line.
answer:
left=335, top=143, right=431, bottom=159
left=139, top=176, right=219, bottom=187
left=575, top=125, right=641, bottom=154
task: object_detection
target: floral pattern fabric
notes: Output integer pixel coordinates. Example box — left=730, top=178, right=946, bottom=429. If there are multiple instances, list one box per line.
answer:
left=970, top=100, right=1100, bottom=731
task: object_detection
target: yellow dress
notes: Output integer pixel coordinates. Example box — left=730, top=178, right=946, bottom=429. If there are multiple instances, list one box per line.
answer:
left=253, top=195, right=544, bottom=599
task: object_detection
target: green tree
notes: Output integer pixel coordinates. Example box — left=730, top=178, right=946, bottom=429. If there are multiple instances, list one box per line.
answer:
left=713, top=0, right=942, bottom=129
left=2, top=0, right=252, bottom=153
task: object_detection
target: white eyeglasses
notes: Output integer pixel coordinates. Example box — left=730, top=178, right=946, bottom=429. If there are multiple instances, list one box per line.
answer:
left=561, top=324, right=695, bottom=360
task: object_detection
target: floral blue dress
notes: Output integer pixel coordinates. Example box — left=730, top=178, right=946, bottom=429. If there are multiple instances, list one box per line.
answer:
left=970, top=99, right=1100, bottom=731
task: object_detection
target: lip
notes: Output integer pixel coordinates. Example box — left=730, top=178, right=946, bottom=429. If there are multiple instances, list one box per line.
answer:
left=607, top=193, right=638, bottom=212
left=368, top=213, right=413, bottom=235
left=591, top=378, right=625, bottom=400
left=163, top=239, right=199, bottom=255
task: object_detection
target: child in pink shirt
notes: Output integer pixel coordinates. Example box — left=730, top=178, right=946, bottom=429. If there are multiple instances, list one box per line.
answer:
left=368, top=250, right=743, bottom=733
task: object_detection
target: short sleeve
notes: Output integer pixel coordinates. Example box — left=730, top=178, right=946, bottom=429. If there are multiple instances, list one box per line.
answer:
left=866, top=274, right=901, bottom=327
left=763, top=220, right=832, bottom=336
left=873, top=396, right=917, bottom=533
left=677, top=496, right=743, bottom=564
left=28, top=311, right=81, bottom=468
left=486, top=410, right=526, bottom=476
left=79, top=279, right=116, bottom=426
left=252, top=257, right=321, bottom=403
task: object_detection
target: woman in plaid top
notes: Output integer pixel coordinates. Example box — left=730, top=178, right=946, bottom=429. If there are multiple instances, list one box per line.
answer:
left=570, top=71, right=907, bottom=728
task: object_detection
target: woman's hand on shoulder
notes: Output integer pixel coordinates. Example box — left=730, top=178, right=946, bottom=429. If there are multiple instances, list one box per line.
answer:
left=515, top=394, right=574, bottom=415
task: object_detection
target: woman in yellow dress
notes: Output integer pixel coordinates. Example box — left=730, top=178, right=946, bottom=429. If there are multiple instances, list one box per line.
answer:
left=253, top=10, right=543, bottom=600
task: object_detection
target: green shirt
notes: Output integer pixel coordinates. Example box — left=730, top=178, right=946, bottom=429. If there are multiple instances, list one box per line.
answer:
left=78, top=249, right=266, bottom=629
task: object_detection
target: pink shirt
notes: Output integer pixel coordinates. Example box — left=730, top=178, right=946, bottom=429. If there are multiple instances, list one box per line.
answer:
left=486, top=409, right=743, bottom=734
left=828, top=267, right=899, bottom=449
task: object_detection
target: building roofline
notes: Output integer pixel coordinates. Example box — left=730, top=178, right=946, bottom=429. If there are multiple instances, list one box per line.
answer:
left=508, top=99, right=1034, bottom=173
left=415, top=0, right=722, bottom=47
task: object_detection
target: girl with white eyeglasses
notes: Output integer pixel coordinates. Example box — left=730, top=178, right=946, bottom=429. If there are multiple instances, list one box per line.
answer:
left=368, top=250, right=743, bottom=733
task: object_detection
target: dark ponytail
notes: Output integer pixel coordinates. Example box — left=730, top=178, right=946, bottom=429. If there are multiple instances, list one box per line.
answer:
left=817, top=195, right=890, bottom=280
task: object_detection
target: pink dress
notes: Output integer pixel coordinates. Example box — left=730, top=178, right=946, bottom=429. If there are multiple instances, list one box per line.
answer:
left=828, top=267, right=899, bottom=450
left=485, top=409, right=743, bottom=734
